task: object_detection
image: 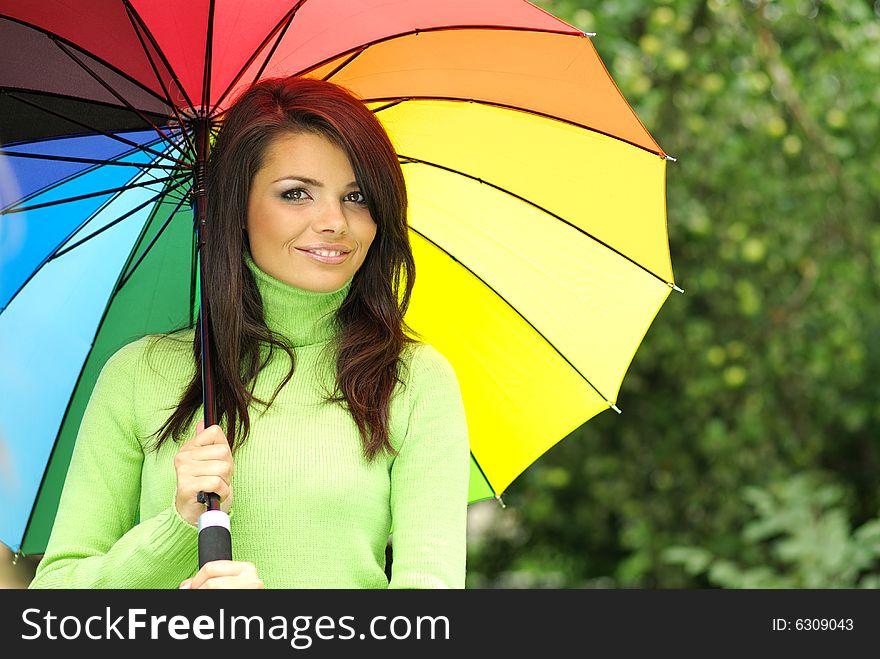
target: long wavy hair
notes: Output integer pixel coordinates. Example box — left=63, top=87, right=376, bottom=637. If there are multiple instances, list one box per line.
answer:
left=145, top=76, right=420, bottom=462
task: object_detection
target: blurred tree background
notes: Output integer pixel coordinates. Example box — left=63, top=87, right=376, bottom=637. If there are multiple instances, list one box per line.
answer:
left=465, top=0, right=880, bottom=588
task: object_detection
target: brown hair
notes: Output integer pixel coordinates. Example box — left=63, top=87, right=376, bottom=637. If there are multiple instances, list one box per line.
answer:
left=146, top=76, right=420, bottom=462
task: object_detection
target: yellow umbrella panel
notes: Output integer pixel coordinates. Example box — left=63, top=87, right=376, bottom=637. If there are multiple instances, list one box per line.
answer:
left=378, top=100, right=676, bottom=502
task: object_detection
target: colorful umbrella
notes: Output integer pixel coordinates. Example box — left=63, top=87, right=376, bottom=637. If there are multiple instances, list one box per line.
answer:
left=0, top=0, right=680, bottom=557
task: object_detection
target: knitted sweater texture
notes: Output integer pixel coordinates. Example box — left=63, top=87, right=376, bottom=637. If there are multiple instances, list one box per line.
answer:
left=29, top=252, right=470, bottom=588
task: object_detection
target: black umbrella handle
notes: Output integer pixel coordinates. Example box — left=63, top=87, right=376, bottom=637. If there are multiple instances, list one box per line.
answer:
left=198, top=509, right=232, bottom=568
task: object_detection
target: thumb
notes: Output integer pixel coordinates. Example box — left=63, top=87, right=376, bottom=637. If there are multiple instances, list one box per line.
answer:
left=179, top=579, right=192, bottom=590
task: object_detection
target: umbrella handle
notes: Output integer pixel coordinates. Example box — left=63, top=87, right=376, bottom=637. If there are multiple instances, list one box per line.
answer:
left=196, top=490, right=231, bottom=566
left=198, top=509, right=231, bottom=568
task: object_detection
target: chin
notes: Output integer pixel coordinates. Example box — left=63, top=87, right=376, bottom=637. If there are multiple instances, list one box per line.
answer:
left=303, top=274, right=351, bottom=293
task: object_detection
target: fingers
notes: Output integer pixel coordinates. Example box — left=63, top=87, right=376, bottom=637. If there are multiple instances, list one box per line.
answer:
left=188, top=423, right=229, bottom=448
left=174, top=455, right=233, bottom=485
left=174, top=421, right=234, bottom=526
left=191, top=477, right=231, bottom=502
left=193, top=576, right=264, bottom=589
left=180, top=457, right=234, bottom=476
left=174, top=442, right=233, bottom=471
left=177, top=444, right=233, bottom=464
left=186, top=561, right=264, bottom=590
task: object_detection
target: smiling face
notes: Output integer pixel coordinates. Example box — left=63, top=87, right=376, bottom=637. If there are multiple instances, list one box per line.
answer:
left=245, top=130, right=377, bottom=293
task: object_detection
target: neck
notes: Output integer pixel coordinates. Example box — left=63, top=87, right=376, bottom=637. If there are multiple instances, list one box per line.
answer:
left=243, top=249, right=353, bottom=347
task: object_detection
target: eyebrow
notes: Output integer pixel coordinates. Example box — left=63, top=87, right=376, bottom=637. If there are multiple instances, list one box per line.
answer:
left=272, top=175, right=358, bottom=188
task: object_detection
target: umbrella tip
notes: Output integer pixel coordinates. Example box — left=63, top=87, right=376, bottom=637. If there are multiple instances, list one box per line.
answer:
left=582, top=31, right=597, bottom=37
left=662, top=154, right=678, bottom=162
left=671, top=283, right=685, bottom=294
left=495, top=494, right=507, bottom=509
left=608, top=401, right=622, bottom=414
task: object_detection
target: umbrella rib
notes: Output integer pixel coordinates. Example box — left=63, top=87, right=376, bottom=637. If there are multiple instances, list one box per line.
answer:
left=368, top=99, right=405, bottom=114
left=288, top=24, right=581, bottom=81
left=49, top=37, right=189, bottom=160
left=376, top=96, right=665, bottom=158
left=1, top=90, right=188, bottom=166
left=0, top=149, right=182, bottom=171
left=201, top=0, right=216, bottom=113
left=0, top=180, right=186, bottom=316
left=470, top=453, right=502, bottom=503
left=49, top=179, right=188, bottom=262
left=1, top=174, right=181, bottom=215
left=210, top=1, right=307, bottom=115
left=122, top=2, right=196, bottom=157
left=320, top=47, right=367, bottom=82
left=140, top=162, right=185, bottom=189
left=406, top=222, right=620, bottom=412
left=161, top=190, right=189, bottom=205
left=0, top=13, right=174, bottom=110
left=115, top=193, right=190, bottom=294
left=399, top=155, right=676, bottom=292
left=122, top=0, right=198, bottom=116
left=0, top=136, right=181, bottom=213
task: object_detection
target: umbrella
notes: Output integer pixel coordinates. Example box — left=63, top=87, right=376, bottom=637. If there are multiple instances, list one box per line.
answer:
left=0, top=0, right=680, bottom=558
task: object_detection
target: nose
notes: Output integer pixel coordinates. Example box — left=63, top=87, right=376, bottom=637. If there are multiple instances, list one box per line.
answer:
left=314, top=198, right=349, bottom=234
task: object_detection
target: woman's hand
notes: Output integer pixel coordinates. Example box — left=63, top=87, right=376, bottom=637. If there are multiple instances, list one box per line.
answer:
left=174, top=419, right=234, bottom=527
left=179, top=561, right=264, bottom=589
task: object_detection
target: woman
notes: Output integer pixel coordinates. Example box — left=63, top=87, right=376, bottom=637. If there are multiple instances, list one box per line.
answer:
left=28, top=77, right=471, bottom=589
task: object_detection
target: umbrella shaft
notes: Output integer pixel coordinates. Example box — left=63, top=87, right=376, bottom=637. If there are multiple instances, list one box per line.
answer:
left=191, top=117, right=222, bottom=515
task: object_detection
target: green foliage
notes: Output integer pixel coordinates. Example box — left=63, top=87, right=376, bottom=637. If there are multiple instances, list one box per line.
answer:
left=663, top=472, right=880, bottom=587
left=467, top=0, right=880, bottom=587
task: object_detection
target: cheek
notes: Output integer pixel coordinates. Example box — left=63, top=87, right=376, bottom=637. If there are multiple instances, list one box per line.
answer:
left=248, top=198, right=288, bottom=238
left=245, top=196, right=263, bottom=234
left=352, top=223, right=376, bottom=265
left=361, top=230, right=377, bottom=260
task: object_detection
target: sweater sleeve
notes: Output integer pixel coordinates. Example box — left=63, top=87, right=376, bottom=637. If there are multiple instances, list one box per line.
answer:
left=388, top=343, right=470, bottom=589
left=28, top=338, right=198, bottom=589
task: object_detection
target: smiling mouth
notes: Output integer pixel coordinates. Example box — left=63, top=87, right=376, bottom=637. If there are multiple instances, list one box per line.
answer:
left=295, top=248, right=351, bottom=264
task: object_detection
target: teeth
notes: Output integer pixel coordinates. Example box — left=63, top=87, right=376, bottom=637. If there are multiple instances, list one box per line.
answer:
left=309, top=250, right=343, bottom=257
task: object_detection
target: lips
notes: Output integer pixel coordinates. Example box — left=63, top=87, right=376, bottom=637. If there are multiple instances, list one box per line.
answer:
left=297, top=244, right=352, bottom=255
left=296, top=248, right=350, bottom=264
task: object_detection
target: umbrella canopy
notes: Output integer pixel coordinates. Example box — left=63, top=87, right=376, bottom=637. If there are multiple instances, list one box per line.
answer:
left=0, top=0, right=679, bottom=556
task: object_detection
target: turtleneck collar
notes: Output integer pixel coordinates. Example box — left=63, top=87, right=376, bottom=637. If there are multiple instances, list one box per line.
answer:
left=243, top=249, right=353, bottom=347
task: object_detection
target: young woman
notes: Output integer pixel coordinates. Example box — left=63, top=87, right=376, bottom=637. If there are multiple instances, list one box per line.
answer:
left=29, top=77, right=470, bottom=589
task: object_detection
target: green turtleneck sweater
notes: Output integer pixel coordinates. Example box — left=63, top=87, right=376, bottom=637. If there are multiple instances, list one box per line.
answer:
left=29, top=251, right=470, bottom=589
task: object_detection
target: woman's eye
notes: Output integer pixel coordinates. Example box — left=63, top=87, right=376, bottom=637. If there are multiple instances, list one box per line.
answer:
left=347, top=191, right=367, bottom=205
left=281, top=188, right=309, bottom=201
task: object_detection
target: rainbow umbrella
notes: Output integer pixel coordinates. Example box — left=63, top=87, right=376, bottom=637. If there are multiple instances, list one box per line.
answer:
left=0, top=0, right=680, bottom=557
